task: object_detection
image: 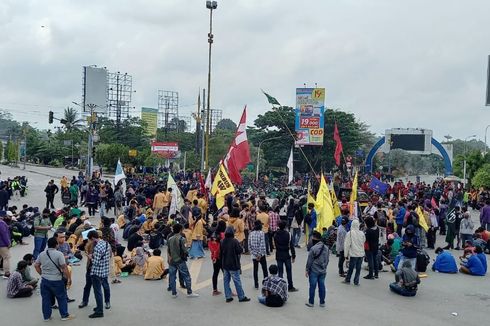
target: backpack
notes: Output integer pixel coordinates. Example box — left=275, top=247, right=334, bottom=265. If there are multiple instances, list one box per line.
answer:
left=404, top=211, right=419, bottom=228
left=416, top=249, right=430, bottom=273
left=376, top=210, right=387, bottom=227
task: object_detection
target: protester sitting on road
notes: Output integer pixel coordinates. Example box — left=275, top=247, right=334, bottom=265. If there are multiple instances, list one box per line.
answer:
left=389, top=260, right=420, bottom=297
left=432, top=247, right=458, bottom=273
left=258, top=264, right=288, bottom=307
left=6, top=260, right=34, bottom=298
left=144, top=249, right=167, bottom=280
left=459, top=248, right=486, bottom=276
left=21, top=254, right=39, bottom=288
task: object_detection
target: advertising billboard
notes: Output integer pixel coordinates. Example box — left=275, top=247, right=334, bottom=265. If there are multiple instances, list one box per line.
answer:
left=151, top=142, right=179, bottom=158
left=295, top=88, right=325, bottom=146
left=83, top=66, right=108, bottom=114
left=141, top=107, right=158, bottom=137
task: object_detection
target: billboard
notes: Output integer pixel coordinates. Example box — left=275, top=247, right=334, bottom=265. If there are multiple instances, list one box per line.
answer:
left=384, top=128, right=433, bottom=155
left=295, top=88, right=325, bottom=146
left=151, top=142, right=179, bottom=158
left=141, top=107, right=158, bottom=137
left=83, top=66, right=108, bottom=113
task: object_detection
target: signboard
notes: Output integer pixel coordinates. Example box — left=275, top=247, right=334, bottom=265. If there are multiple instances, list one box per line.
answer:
left=83, top=66, right=108, bottom=114
left=141, top=107, right=158, bottom=137
left=151, top=142, right=179, bottom=158
left=128, top=149, right=138, bottom=157
left=295, top=88, right=325, bottom=146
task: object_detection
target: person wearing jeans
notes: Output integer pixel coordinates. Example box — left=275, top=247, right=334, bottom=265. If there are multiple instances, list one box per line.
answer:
left=274, top=220, right=297, bottom=291
left=166, top=223, right=198, bottom=298
left=87, top=231, right=111, bottom=318
left=34, top=237, right=73, bottom=321
left=32, top=210, right=52, bottom=260
left=221, top=226, right=250, bottom=303
left=342, top=220, right=366, bottom=286
left=305, top=231, right=329, bottom=307
left=248, top=221, right=268, bottom=289
left=364, top=217, right=380, bottom=279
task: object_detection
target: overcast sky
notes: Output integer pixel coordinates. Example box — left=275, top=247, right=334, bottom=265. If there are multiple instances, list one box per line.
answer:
left=1, top=0, right=489, bottom=142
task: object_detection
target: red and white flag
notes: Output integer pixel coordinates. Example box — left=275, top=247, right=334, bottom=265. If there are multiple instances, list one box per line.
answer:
left=223, top=107, right=251, bottom=184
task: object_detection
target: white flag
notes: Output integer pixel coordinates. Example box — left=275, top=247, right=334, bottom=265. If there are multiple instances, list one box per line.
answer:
left=114, top=159, right=126, bottom=185
left=287, top=147, right=293, bottom=184
left=168, top=173, right=184, bottom=215
left=205, top=170, right=212, bottom=189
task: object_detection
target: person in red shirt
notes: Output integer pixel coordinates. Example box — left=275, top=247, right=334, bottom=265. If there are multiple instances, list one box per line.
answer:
left=208, top=233, right=222, bottom=296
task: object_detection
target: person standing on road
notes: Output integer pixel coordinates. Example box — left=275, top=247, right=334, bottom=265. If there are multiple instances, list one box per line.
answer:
left=305, top=231, right=329, bottom=307
left=87, top=230, right=111, bottom=318
left=33, top=209, right=52, bottom=260
left=274, top=220, right=297, bottom=292
left=167, top=223, right=198, bottom=298
left=336, top=216, right=348, bottom=277
left=364, top=217, right=380, bottom=280
left=480, top=199, right=490, bottom=231
left=0, top=211, right=12, bottom=278
left=0, top=185, right=9, bottom=211
left=34, top=237, right=74, bottom=321
left=44, top=180, right=59, bottom=210
left=342, top=219, right=365, bottom=286
left=221, top=226, right=250, bottom=303
left=248, top=220, right=268, bottom=289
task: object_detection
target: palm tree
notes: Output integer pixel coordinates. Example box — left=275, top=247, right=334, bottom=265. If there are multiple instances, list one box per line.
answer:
left=61, top=107, right=85, bottom=132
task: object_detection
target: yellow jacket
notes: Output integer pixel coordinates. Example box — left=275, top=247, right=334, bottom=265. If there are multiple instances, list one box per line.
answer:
left=191, top=219, right=204, bottom=240
left=256, top=212, right=269, bottom=232
left=153, top=192, right=166, bottom=209
left=144, top=256, right=165, bottom=280
left=228, top=217, right=245, bottom=242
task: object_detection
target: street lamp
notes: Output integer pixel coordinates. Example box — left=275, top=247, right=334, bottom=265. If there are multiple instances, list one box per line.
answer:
left=463, top=134, right=476, bottom=187
left=73, top=101, right=98, bottom=178
left=256, top=136, right=283, bottom=181
left=205, top=1, right=217, bottom=170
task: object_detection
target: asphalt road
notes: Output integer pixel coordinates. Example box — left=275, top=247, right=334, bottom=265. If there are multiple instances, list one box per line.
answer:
left=0, top=164, right=488, bottom=326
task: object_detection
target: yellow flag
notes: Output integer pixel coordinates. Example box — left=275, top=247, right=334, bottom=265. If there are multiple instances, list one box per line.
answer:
left=211, top=164, right=235, bottom=209
left=315, top=174, right=335, bottom=231
left=349, top=172, right=358, bottom=217
left=415, top=206, right=429, bottom=232
left=330, top=187, right=341, bottom=218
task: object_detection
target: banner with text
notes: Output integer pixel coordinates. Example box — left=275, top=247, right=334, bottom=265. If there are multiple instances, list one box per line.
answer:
left=294, top=88, right=325, bottom=146
left=141, top=107, right=158, bottom=137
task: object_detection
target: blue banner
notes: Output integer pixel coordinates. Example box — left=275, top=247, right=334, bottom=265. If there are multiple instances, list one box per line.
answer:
left=369, top=177, right=388, bottom=195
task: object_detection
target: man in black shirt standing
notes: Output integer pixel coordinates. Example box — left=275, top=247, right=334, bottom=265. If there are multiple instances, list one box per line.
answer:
left=274, top=220, right=297, bottom=292
left=44, top=180, right=59, bottom=209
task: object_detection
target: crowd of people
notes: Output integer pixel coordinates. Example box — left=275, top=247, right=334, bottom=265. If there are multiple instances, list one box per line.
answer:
left=0, top=170, right=488, bottom=321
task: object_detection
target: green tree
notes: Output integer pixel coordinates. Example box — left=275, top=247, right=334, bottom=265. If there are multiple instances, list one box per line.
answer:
left=472, top=163, right=490, bottom=188
left=453, top=150, right=489, bottom=184
left=251, top=106, right=375, bottom=174
left=95, top=143, right=129, bottom=170
left=0, top=141, right=3, bottom=162
left=6, top=139, right=18, bottom=163
left=215, top=118, right=237, bottom=132
left=61, top=107, right=85, bottom=132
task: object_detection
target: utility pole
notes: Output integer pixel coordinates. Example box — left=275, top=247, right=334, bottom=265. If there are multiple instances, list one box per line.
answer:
left=201, top=89, right=206, bottom=171
left=205, top=1, right=217, bottom=170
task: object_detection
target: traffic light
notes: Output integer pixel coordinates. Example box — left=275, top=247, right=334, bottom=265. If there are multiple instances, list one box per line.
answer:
left=48, top=111, right=54, bottom=124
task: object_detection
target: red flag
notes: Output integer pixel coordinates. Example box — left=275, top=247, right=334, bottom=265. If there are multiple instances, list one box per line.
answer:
left=223, top=107, right=251, bottom=184
left=431, top=197, right=439, bottom=209
left=333, top=122, right=343, bottom=166
left=198, top=172, right=206, bottom=195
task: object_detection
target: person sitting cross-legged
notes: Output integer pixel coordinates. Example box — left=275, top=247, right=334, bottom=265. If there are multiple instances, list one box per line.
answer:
left=258, top=264, right=288, bottom=307
left=389, top=260, right=420, bottom=297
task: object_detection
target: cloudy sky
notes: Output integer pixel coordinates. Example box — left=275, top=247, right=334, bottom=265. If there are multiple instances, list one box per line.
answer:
left=1, top=0, right=489, bottom=142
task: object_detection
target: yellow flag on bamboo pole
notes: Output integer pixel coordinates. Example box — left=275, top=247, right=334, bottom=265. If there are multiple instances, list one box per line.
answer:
left=349, top=172, right=358, bottom=217
left=330, top=187, right=341, bottom=218
left=315, top=174, right=335, bottom=231
left=211, top=164, right=235, bottom=209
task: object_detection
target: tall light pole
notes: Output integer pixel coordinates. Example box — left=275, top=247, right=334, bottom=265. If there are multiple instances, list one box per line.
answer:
left=256, top=136, right=283, bottom=181
left=463, top=134, right=476, bottom=187
left=73, top=101, right=98, bottom=178
left=205, top=1, right=217, bottom=170
left=484, top=125, right=490, bottom=156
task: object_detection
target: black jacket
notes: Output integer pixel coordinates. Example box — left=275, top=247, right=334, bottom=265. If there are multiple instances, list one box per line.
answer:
left=220, top=237, right=242, bottom=271
left=0, top=189, right=9, bottom=205
left=365, top=227, right=380, bottom=252
left=274, top=229, right=296, bottom=261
